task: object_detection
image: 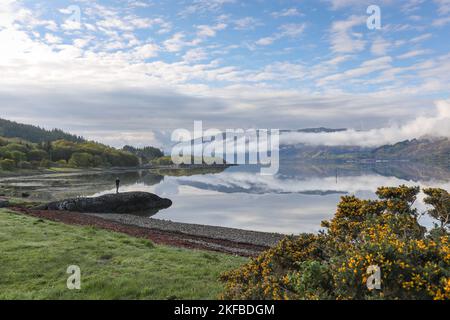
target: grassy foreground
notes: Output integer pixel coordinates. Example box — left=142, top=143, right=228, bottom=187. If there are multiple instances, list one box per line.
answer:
left=0, top=209, right=247, bottom=300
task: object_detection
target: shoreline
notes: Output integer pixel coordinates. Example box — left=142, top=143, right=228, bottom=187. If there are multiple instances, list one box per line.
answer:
left=0, top=164, right=230, bottom=179
left=12, top=207, right=285, bottom=256
left=86, top=212, right=285, bottom=247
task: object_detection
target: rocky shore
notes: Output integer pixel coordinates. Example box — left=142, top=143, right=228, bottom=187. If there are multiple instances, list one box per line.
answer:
left=13, top=206, right=283, bottom=256
left=86, top=213, right=285, bottom=247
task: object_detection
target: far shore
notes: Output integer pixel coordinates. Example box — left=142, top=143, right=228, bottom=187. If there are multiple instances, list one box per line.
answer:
left=0, top=162, right=232, bottom=178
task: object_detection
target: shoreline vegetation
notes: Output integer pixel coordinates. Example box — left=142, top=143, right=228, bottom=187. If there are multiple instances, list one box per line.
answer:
left=220, top=186, right=450, bottom=300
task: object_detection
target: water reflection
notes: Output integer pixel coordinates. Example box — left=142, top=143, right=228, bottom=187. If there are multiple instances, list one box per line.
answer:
left=1, top=161, right=449, bottom=234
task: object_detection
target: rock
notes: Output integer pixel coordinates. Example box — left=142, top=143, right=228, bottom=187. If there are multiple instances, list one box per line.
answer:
left=0, top=199, right=9, bottom=208
left=36, top=192, right=172, bottom=214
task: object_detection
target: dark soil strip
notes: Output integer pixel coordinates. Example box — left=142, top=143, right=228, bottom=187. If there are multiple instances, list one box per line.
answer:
left=11, top=207, right=268, bottom=257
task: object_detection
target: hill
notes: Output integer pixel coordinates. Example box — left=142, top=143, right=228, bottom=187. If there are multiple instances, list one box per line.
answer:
left=0, top=137, right=139, bottom=171
left=281, top=137, right=450, bottom=163
left=371, top=138, right=450, bottom=162
left=0, top=118, right=84, bottom=143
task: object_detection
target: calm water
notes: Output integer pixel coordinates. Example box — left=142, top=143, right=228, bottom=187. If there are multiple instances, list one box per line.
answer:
left=1, top=161, right=449, bottom=234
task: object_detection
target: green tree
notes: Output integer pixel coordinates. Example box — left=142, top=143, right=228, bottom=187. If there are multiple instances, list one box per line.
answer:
left=68, top=152, right=94, bottom=168
left=27, top=149, right=48, bottom=162
left=9, top=151, right=27, bottom=164
left=424, top=188, right=450, bottom=231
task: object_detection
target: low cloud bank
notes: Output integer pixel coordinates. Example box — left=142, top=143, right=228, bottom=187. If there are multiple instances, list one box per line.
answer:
left=281, top=100, right=450, bottom=147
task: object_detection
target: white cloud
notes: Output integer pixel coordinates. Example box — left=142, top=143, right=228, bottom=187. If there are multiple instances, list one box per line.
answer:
left=180, top=0, right=236, bottom=16
left=163, top=32, right=201, bottom=52
left=433, top=15, right=450, bottom=26
left=233, top=17, right=261, bottom=30
left=256, top=23, right=306, bottom=46
left=44, top=33, right=62, bottom=44
left=183, top=48, right=208, bottom=62
left=132, top=43, right=160, bottom=60
left=196, top=23, right=227, bottom=38
left=326, top=0, right=393, bottom=10
left=397, top=49, right=431, bottom=59
left=255, top=36, right=276, bottom=46
left=282, top=100, right=450, bottom=147
left=402, top=0, right=426, bottom=13
left=318, top=56, right=392, bottom=85
left=371, top=37, right=390, bottom=56
left=410, top=33, right=432, bottom=43
left=434, top=0, right=450, bottom=14
left=329, top=15, right=366, bottom=53
left=271, top=8, right=301, bottom=18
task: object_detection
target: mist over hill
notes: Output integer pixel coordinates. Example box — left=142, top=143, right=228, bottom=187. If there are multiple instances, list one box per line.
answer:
left=281, top=136, right=450, bottom=163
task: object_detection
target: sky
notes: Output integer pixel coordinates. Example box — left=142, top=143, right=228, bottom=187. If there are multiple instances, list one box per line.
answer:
left=0, top=0, right=449, bottom=148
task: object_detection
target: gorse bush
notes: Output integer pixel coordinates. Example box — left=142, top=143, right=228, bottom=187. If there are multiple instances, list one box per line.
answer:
left=220, top=185, right=450, bottom=300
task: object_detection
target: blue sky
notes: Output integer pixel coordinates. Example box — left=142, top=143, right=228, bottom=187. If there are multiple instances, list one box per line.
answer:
left=0, top=0, right=449, bottom=147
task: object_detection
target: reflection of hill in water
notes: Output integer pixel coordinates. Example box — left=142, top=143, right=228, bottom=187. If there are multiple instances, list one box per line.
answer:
left=0, top=170, right=165, bottom=201
left=278, top=160, right=450, bottom=183
left=1, top=161, right=448, bottom=201
left=151, top=166, right=227, bottom=177
left=177, top=180, right=347, bottom=196
left=170, top=160, right=450, bottom=195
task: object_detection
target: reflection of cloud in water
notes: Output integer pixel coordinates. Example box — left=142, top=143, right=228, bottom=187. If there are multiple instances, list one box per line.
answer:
left=154, top=179, right=180, bottom=196
left=169, top=171, right=450, bottom=195
left=78, top=168, right=450, bottom=234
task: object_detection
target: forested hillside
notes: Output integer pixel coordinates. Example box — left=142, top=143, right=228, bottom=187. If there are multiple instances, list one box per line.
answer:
left=0, top=118, right=84, bottom=143
left=0, top=137, right=139, bottom=171
left=0, top=118, right=141, bottom=171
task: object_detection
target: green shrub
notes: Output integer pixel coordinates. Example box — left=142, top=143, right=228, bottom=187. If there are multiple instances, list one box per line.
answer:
left=27, top=149, right=48, bottom=162
left=0, top=159, right=16, bottom=171
left=9, top=151, right=27, bottom=164
left=221, top=186, right=450, bottom=300
left=18, top=161, right=32, bottom=170
left=68, top=152, right=94, bottom=168
left=39, top=159, right=51, bottom=168
left=55, top=159, right=68, bottom=167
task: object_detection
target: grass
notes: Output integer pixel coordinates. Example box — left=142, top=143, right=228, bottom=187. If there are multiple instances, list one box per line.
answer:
left=0, top=209, right=247, bottom=300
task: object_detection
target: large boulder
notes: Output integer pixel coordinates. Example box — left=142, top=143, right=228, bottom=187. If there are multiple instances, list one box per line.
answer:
left=36, top=192, right=172, bottom=214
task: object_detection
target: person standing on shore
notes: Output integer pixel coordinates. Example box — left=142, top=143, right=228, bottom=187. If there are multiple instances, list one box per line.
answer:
left=115, top=177, right=120, bottom=194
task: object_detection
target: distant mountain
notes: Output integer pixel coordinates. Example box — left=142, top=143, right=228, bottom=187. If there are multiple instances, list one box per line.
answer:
left=0, top=118, right=84, bottom=143
left=280, top=127, right=347, bottom=134
left=371, top=138, right=450, bottom=162
left=280, top=144, right=373, bottom=161
left=281, top=137, right=450, bottom=163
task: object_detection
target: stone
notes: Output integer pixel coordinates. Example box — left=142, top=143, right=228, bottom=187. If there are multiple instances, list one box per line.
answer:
left=36, top=192, right=172, bottom=214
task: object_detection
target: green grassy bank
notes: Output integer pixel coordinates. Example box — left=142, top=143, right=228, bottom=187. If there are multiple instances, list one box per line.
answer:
left=0, top=209, right=247, bottom=300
